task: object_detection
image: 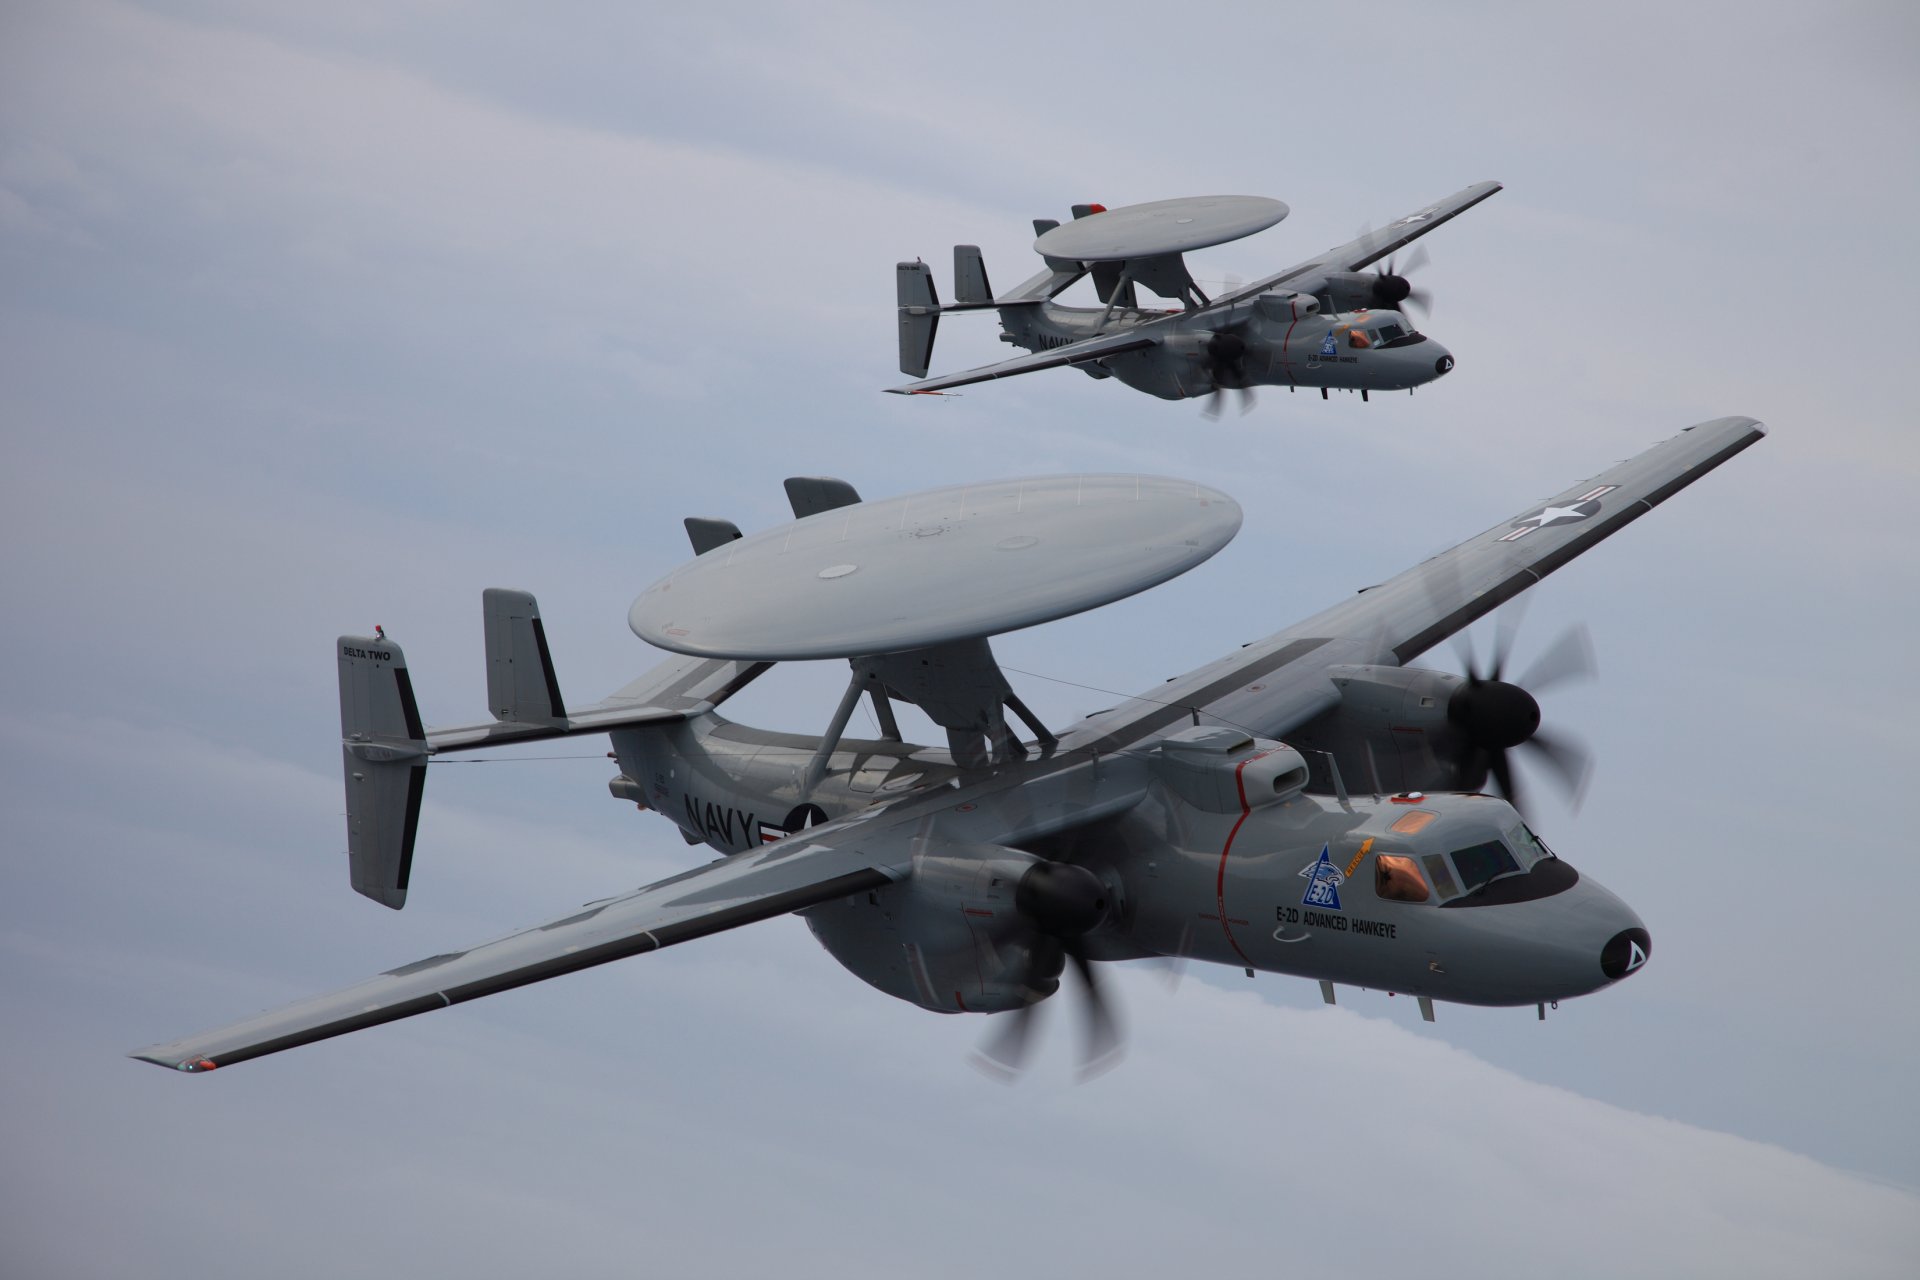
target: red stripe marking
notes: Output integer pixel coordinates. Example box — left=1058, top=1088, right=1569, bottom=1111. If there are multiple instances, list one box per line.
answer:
left=1214, top=752, right=1270, bottom=967
left=1280, top=302, right=1303, bottom=385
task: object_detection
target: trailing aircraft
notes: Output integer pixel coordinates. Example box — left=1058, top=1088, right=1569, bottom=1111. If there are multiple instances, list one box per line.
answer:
left=889, top=182, right=1500, bottom=414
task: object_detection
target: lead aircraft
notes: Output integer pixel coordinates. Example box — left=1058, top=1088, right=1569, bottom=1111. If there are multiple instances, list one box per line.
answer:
left=888, top=181, right=1500, bottom=413
left=134, top=417, right=1763, bottom=1077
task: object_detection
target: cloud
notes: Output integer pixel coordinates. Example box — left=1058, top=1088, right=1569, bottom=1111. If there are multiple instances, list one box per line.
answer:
left=4, top=1, right=1920, bottom=1273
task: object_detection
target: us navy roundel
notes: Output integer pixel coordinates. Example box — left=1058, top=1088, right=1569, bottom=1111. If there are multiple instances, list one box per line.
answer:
left=1498, top=485, right=1618, bottom=543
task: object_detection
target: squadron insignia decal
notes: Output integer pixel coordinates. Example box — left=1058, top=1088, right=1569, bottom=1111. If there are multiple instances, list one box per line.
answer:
left=1300, top=845, right=1345, bottom=910
left=1497, top=485, right=1619, bottom=542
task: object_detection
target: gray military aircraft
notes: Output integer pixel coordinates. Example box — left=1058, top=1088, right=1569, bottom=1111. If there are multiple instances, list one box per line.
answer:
left=133, top=416, right=1762, bottom=1077
left=888, top=181, right=1501, bottom=413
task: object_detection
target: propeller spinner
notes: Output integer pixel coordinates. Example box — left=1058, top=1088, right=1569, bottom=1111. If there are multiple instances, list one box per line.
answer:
left=1441, top=614, right=1596, bottom=817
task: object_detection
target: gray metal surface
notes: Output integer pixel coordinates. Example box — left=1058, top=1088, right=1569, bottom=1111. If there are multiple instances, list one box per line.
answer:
left=134, top=418, right=1761, bottom=1072
left=1034, top=195, right=1288, bottom=262
left=628, top=474, right=1241, bottom=660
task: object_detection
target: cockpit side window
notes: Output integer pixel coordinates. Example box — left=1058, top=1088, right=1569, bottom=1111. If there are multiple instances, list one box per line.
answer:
left=1507, top=823, right=1555, bottom=867
left=1422, top=854, right=1461, bottom=901
left=1377, top=322, right=1406, bottom=344
left=1375, top=854, right=1429, bottom=902
left=1450, top=840, right=1521, bottom=894
left=1348, top=327, right=1373, bottom=349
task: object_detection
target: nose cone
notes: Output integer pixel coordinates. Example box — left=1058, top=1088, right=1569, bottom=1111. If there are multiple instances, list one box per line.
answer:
left=1601, top=925, right=1653, bottom=981
left=1430, top=345, right=1456, bottom=377
left=1563, top=876, right=1651, bottom=996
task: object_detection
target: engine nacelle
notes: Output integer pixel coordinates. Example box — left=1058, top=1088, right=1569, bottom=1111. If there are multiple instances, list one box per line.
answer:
left=1320, top=271, right=1397, bottom=315
left=1152, top=726, right=1310, bottom=814
left=1285, top=664, right=1467, bottom=795
left=803, top=844, right=1075, bottom=1015
left=1254, top=290, right=1319, bottom=322
left=1325, top=664, right=1459, bottom=734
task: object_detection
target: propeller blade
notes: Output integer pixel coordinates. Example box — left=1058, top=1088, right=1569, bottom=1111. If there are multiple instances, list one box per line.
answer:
left=1490, top=596, right=1531, bottom=682
left=1066, top=945, right=1123, bottom=1080
left=1454, top=630, right=1480, bottom=682
left=1517, top=624, right=1597, bottom=693
left=1401, top=243, right=1431, bottom=276
left=1522, top=728, right=1594, bottom=813
left=1487, top=748, right=1521, bottom=816
left=1201, top=392, right=1224, bottom=420
left=1156, top=924, right=1193, bottom=993
left=1405, top=286, right=1432, bottom=319
left=1236, top=385, right=1257, bottom=417
left=972, top=1000, right=1041, bottom=1082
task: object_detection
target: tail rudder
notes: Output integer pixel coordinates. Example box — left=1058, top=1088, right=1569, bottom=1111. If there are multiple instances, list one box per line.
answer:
left=953, top=245, right=992, bottom=306
left=338, top=633, right=428, bottom=909
left=896, top=259, right=940, bottom=377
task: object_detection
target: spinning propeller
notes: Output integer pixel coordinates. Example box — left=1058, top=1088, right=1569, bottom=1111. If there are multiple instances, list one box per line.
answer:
left=1195, top=271, right=1257, bottom=418
left=973, top=859, right=1124, bottom=1081
left=1440, top=606, right=1596, bottom=817
left=1200, top=329, right=1257, bottom=418
left=1370, top=243, right=1434, bottom=319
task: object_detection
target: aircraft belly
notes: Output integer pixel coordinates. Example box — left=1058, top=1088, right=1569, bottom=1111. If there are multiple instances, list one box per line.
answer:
left=1103, top=349, right=1187, bottom=400
left=803, top=864, right=1044, bottom=1015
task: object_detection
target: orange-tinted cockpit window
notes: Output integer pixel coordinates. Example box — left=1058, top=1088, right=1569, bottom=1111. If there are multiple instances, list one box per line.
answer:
left=1390, top=810, right=1438, bottom=835
left=1375, top=854, right=1430, bottom=903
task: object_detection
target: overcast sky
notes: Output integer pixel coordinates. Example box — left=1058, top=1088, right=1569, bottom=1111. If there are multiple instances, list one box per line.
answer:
left=3, top=2, right=1918, bottom=1276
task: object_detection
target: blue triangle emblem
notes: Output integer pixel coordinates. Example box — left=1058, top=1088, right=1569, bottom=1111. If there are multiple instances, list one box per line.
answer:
left=1301, top=844, right=1344, bottom=910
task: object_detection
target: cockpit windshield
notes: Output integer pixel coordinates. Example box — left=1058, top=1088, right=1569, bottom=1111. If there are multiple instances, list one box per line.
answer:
left=1506, top=823, right=1556, bottom=868
left=1448, top=840, right=1522, bottom=896
left=1375, top=320, right=1427, bottom=348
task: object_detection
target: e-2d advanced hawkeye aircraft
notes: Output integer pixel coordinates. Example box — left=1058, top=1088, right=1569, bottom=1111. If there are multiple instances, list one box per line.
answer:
left=134, top=417, right=1762, bottom=1077
left=889, top=181, right=1501, bottom=414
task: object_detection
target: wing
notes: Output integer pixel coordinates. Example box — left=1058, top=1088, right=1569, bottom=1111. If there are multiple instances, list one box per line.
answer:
left=132, top=826, right=905, bottom=1072
left=1061, top=415, right=1766, bottom=752
left=1218, top=180, right=1503, bottom=304
left=885, top=328, right=1161, bottom=395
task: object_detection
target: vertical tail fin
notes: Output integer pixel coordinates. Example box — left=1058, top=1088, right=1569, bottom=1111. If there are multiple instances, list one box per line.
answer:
left=896, top=259, right=940, bottom=377
left=338, top=634, right=428, bottom=909
left=953, top=245, right=993, bottom=306
left=482, top=588, right=566, bottom=726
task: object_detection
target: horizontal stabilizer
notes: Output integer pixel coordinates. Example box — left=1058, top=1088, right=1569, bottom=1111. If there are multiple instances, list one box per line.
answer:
left=784, top=476, right=861, bottom=519
left=338, top=634, right=428, bottom=910
left=896, top=260, right=940, bottom=377
left=482, top=588, right=566, bottom=726
left=685, top=517, right=742, bottom=555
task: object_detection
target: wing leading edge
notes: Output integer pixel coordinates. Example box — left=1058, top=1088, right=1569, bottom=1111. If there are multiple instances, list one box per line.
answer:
left=132, top=832, right=905, bottom=1072
left=1060, top=415, right=1767, bottom=753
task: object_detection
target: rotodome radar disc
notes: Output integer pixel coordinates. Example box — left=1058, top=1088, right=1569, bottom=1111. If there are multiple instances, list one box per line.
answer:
left=630, top=474, right=1241, bottom=661
left=1033, top=195, right=1288, bottom=263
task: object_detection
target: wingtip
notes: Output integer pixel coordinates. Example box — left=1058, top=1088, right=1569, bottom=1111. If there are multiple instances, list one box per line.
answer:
left=129, top=1048, right=218, bottom=1074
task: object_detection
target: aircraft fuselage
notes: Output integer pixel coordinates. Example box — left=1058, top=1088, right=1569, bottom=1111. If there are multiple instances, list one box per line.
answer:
left=1002, top=301, right=1456, bottom=401
left=614, top=715, right=1647, bottom=1018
